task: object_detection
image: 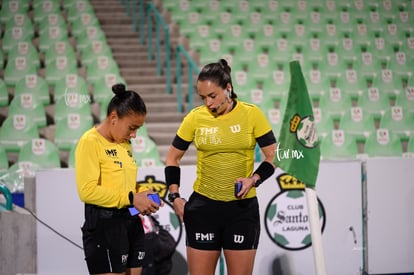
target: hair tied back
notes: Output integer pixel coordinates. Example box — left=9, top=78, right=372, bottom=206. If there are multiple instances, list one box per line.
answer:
left=112, top=83, right=126, bottom=95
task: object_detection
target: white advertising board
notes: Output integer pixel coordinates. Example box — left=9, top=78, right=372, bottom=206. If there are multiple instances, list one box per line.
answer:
left=36, top=161, right=363, bottom=274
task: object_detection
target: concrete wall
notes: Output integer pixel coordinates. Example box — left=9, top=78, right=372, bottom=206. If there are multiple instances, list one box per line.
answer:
left=0, top=177, right=37, bottom=275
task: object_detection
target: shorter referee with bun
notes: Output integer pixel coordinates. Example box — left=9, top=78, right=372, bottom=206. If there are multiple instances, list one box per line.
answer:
left=76, top=83, right=161, bottom=275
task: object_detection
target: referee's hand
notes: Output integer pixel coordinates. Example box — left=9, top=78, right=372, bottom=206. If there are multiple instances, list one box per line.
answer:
left=172, top=197, right=186, bottom=223
left=132, top=190, right=162, bottom=215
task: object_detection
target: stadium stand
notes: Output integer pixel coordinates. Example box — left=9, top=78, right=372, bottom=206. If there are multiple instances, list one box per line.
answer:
left=0, top=0, right=413, bottom=170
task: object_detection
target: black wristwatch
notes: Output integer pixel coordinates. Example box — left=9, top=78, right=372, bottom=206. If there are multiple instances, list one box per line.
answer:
left=168, top=192, right=181, bottom=203
left=128, top=191, right=134, bottom=205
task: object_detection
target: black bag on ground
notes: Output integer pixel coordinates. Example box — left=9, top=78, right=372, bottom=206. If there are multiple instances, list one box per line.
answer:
left=142, top=216, right=177, bottom=275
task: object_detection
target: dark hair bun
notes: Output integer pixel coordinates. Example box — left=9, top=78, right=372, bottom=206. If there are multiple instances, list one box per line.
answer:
left=218, top=59, right=231, bottom=73
left=112, top=83, right=126, bottom=95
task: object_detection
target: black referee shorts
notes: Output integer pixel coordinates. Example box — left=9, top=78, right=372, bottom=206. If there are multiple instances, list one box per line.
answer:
left=183, top=192, right=260, bottom=251
left=81, top=204, right=145, bottom=274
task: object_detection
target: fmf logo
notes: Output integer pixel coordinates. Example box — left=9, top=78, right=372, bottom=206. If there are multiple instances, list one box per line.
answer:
left=264, top=173, right=326, bottom=251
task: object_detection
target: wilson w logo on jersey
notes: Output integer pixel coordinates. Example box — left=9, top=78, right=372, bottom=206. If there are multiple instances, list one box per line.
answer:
left=229, top=124, right=241, bottom=133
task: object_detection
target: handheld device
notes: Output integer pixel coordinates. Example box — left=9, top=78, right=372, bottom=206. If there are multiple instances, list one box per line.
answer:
left=147, top=193, right=161, bottom=205
left=234, top=182, right=242, bottom=198
left=129, top=193, right=161, bottom=216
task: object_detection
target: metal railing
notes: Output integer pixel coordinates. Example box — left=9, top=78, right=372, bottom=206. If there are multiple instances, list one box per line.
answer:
left=175, top=45, right=200, bottom=112
left=146, top=3, right=172, bottom=94
left=122, top=0, right=201, bottom=112
left=0, top=182, right=12, bottom=211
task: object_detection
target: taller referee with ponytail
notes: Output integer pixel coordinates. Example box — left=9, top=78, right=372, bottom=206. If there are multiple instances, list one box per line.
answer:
left=164, top=59, right=277, bottom=275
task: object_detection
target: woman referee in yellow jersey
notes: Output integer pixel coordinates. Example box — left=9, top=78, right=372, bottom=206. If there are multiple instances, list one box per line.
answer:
left=76, top=83, right=161, bottom=275
left=164, top=59, right=277, bottom=275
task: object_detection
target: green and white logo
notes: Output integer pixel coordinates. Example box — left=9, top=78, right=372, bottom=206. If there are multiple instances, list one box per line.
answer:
left=264, top=174, right=326, bottom=250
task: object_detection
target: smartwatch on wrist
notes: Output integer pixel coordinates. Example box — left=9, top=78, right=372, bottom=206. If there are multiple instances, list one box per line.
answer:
left=168, top=192, right=181, bottom=203
left=128, top=191, right=134, bottom=205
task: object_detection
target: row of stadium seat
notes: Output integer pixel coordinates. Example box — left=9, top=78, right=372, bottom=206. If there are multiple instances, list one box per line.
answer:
left=0, top=0, right=164, bottom=171
left=164, top=0, right=414, bottom=160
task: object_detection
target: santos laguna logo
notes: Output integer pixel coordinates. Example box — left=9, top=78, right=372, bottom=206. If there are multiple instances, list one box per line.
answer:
left=264, top=173, right=326, bottom=251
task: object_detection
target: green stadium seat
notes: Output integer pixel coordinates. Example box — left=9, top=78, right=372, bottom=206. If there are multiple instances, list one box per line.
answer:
left=319, top=44, right=344, bottom=77
left=0, top=0, right=29, bottom=24
left=3, top=56, right=38, bottom=87
left=388, top=42, right=413, bottom=79
left=337, top=30, right=357, bottom=61
left=43, top=40, right=77, bottom=67
left=45, top=56, right=78, bottom=87
left=404, top=132, right=414, bottom=158
left=7, top=41, right=41, bottom=70
left=320, top=129, right=359, bottom=160
left=242, top=11, right=266, bottom=36
left=362, top=128, right=403, bottom=158
left=37, top=13, right=68, bottom=36
left=304, top=31, right=324, bottom=63
left=8, top=93, right=47, bottom=128
left=177, top=10, right=207, bottom=38
left=54, top=113, right=93, bottom=151
left=248, top=53, right=273, bottom=84
left=76, top=26, right=108, bottom=50
left=219, top=24, right=251, bottom=50
left=379, top=106, right=414, bottom=140
left=5, top=13, right=35, bottom=38
left=17, top=138, right=61, bottom=168
left=261, top=61, right=290, bottom=98
left=261, top=95, right=284, bottom=138
left=197, top=39, right=225, bottom=66
left=0, top=114, right=40, bottom=153
left=338, top=106, right=376, bottom=143
left=85, top=56, right=121, bottom=86
left=69, top=11, right=100, bottom=38
left=356, top=76, right=392, bottom=119
left=92, top=73, right=126, bottom=106
left=54, top=74, right=90, bottom=103
left=53, top=95, right=93, bottom=125
left=395, top=77, right=414, bottom=113
left=369, top=30, right=392, bottom=59
left=8, top=41, right=40, bottom=70
left=302, top=60, right=328, bottom=99
left=253, top=24, right=277, bottom=49
left=402, top=30, right=414, bottom=58
left=38, top=26, right=70, bottom=52
left=33, top=0, right=61, bottom=23
left=273, top=6, right=294, bottom=33
left=340, top=58, right=365, bottom=99
left=65, top=0, right=95, bottom=23
left=357, top=43, right=381, bottom=78
left=0, top=79, right=9, bottom=107
left=67, top=141, right=77, bottom=168
left=1, top=26, right=34, bottom=53
left=365, top=4, right=384, bottom=29
left=377, top=58, right=401, bottom=96
left=130, top=135, right=164, bottom=167
left=0, top=145, right=9, bottom=176
left=353, top=17, right=374, bottom=46
left=0, top=48, right=3, bottom=70
left=382, top=16, right=403, bottom=43
left=267, top=31, right=294, bottom=64
left=79, top=40, right=114, bottom=67
left=317, top=79, right=353, bottom=120
left=14, top=74, right=51, bottom=106
left=99, top=94, right=112, bottom=122
left=313, top=107, right=335, bottom=139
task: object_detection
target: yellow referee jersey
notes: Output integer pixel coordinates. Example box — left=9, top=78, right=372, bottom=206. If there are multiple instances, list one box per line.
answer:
left=177, top=100, right=273, bottom=201
left=75, top=127, right=137, bottom=208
